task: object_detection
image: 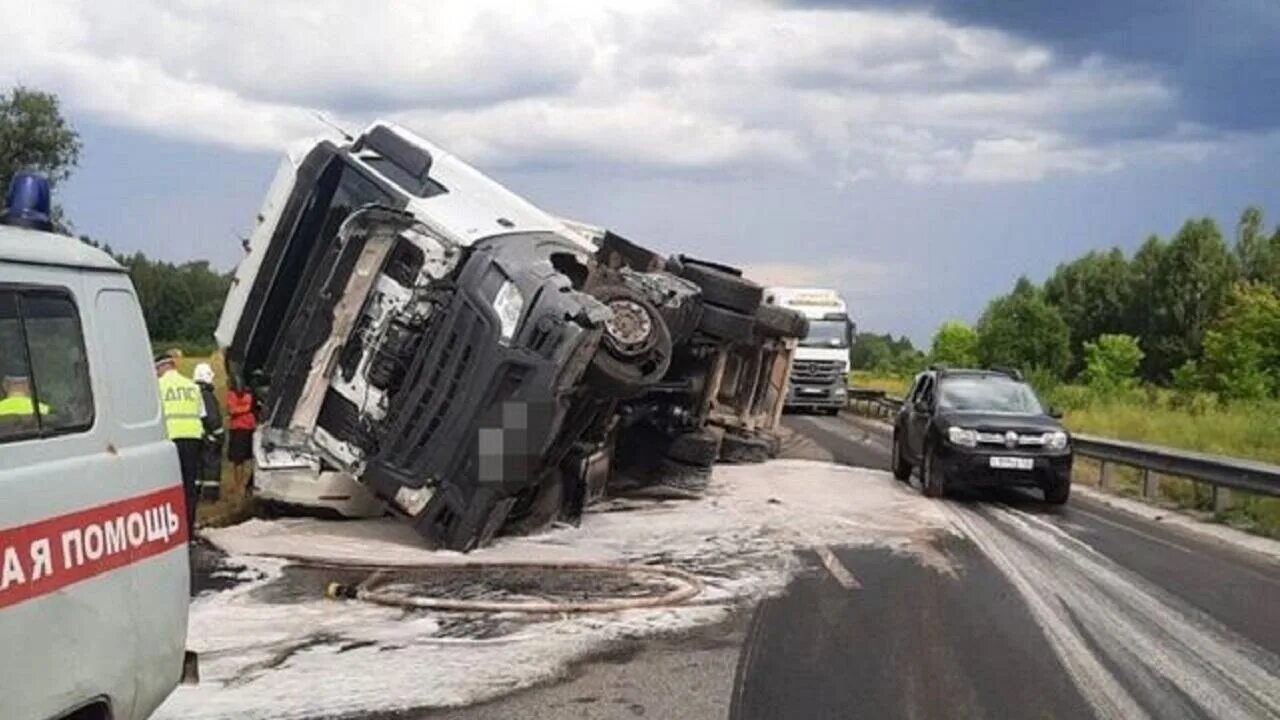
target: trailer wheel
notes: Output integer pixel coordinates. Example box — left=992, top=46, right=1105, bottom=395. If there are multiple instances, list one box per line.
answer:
left=719, top=431, right=771, bottom=464
left=620, top=458, right=711, bottom=499
left=755, top=304, right=809, bottom=339
left=584, top=285, right=673, bottom=398
left=676, top=260, right=763, bottom=314
left=665, top=427, right=723, bottom=467
left=697, top=304, right=755, bottom=343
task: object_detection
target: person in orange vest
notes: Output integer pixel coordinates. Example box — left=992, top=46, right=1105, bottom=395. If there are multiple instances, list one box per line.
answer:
left=224, top=380, right=257, bottom=501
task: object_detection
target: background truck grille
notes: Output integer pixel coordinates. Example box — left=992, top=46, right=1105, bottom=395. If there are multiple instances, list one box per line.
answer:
left=791, top=359, right=845, bottom=385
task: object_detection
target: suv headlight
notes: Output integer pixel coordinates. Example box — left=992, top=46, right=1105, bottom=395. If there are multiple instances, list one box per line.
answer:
left=947, top=426, right=979, bottom=448
left=1045, top=430, right=1069, bottom=450
left=493, top=280, right=525, bottom=345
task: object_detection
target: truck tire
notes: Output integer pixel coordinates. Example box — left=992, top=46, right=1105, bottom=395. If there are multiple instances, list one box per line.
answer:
left=665, top=427, right=722, bottom=467
left=676, top=261, right=763, bottom=314
left=585, top=285, right=673, bottom=398
left=640, top=458, right=712, bottom=498
left=719, top=431, right=771, bottom=464
left=502, top=471, right=565, bottom=536
left=697, top=304, right=754, bottom=343
left=755, top=304, right=809, bottom=339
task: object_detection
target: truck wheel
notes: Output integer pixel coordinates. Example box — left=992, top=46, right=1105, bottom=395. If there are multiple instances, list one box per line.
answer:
left=755, top=304, right=809, bottom=339
left=502, top=471, right=565, bottom=536
left=720, top=431, right=771, bottom=464
left=921, top=444, right=946, bottom=498
left=585, top=285, right=673, bottom=398
left=676, top=260, right=763, bottom=314
left=642, top=458, right=712, bottom=498
left=665, top=427, right=722, bottom=467
left=1044, top=478, right=1071, bottom=506
left=697, top=304, right=755, bottom=343
left=891, top=433, right=912, bottom=481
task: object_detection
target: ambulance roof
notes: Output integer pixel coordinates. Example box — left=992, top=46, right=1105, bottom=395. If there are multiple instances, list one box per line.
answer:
left=0, top=225, right=125, bottom=272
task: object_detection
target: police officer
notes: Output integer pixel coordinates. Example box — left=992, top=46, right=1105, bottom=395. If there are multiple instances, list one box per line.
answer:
left=156, top=353, right=204, bottom=532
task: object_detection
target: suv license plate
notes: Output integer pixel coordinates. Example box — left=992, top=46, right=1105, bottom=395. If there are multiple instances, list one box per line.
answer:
left=990, top=456, right=1034, bottom=470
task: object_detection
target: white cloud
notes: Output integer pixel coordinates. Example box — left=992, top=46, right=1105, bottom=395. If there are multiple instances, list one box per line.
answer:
left=0, top=0, right=1203, bottom=182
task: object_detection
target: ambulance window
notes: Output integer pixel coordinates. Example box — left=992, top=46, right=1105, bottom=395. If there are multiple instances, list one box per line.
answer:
left=0, top=291, right=39, bottom=441
left=96, top=288, right=159, bottom=429
left=0, top=289, right=95, bottom=442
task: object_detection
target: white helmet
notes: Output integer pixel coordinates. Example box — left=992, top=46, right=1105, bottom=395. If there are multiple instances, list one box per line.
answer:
left=193, top=362, right=215, bottom=385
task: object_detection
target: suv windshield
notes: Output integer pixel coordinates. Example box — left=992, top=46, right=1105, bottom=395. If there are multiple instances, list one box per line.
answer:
left=938, top=375, right=1044, bottom=414
left=800, top=319, right=848, bottom=348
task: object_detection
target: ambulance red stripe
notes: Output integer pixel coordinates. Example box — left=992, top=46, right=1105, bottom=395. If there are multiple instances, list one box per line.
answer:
left=0, top=485, right=188, bottom=610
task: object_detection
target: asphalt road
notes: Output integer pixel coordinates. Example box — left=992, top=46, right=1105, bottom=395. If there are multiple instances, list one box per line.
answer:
left=418, top=413, right=1280, bottom=719
left=736, top=413, right=1280, bottom=719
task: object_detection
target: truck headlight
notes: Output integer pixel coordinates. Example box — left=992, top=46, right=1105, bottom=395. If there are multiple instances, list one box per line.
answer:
left=493, top=281, right=525, bottom=344
left=1045, top=431, right=1069, bottom=450
left=948, top=426, right=979, bottom=448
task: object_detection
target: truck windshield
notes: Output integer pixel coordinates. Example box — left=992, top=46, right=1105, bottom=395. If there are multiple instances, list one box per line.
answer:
left=800, top=319, right=848, bottom=348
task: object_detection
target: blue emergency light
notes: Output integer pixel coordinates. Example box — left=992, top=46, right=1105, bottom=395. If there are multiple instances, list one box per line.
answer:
left=3, top=171, right=54, bottom=231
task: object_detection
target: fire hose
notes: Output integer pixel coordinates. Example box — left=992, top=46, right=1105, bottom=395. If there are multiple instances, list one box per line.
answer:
left=297, top=558, right=704, bottom=614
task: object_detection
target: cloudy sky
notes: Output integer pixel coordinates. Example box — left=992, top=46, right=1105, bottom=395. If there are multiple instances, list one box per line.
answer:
left=5, top=0, right=1278, bottom=343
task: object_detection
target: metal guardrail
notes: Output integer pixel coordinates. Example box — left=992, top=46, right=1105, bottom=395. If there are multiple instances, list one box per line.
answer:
left=845, top=387, right=1280, bottom=513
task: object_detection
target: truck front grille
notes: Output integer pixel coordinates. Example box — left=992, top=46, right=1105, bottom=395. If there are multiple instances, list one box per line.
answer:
left=791, top=359, right=844, bottom=385
left=375, top=296, right=486, bottom=474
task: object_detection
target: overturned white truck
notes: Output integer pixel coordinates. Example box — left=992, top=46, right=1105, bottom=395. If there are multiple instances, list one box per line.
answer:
left=216, top=123, right=806, bottom=550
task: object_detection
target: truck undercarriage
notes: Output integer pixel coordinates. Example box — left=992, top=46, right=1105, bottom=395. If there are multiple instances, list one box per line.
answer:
left=218, top=123, right=807, bottom=550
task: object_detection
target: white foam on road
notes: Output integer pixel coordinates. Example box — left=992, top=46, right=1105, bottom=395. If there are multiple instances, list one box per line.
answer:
left=949, top=502, right=1280, bottom=719
left=158, top=461, right=953, bottom=720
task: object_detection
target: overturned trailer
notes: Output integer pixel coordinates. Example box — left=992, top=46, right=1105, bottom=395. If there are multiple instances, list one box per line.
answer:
left=216, top=123, right=806, bottom=550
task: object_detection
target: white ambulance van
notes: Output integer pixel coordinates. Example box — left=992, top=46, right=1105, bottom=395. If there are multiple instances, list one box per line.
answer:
left=0, top=219, right=192, bottom=719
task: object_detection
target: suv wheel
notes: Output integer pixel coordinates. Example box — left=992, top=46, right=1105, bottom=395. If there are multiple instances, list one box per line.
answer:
left=1044, top=478, right=1071, bottom=506
left=921, top=443, right=946, bottom=498
left=891, top=433, right=912, bottom=481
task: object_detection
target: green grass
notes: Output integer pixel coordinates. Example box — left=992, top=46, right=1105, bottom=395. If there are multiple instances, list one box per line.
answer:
left=1058, top=390, right=1280, bottom=538
left=848, top=371, right=911, bottom=397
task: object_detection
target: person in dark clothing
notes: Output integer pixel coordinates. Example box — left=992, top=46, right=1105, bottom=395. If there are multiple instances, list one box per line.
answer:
left=194, top=362, right=224, bottom=498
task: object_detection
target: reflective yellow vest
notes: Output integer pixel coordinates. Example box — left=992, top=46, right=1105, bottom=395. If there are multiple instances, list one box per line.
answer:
left=158, top=370, right=203, bottom=440
left=0, top=395, right=51, bottom=417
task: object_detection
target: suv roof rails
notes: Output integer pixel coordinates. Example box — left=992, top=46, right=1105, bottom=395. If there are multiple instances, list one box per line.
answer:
left=928, top=363, right=948, bottom=372
left=988, top=365, right=1024, bottom=381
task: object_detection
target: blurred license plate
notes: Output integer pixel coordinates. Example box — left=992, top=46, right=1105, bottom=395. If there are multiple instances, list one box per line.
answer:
left=990, top=456, right=1034, bottom=470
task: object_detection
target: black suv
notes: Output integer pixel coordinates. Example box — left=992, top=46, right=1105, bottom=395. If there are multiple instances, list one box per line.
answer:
left=891, top=367, right=1072, bottom=504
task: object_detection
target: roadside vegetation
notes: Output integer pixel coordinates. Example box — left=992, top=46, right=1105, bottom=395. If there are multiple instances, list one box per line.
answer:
left=849, top=206, right=1280, bottom=537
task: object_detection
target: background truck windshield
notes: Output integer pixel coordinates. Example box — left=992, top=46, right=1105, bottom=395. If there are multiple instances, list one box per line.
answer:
left=938, top=376, right=1044, bottom=414
left=800, top=319, right=849, bottom=348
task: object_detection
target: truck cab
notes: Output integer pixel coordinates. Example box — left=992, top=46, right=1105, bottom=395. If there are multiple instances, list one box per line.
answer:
left=1, top=188, right=192, bottom=720
left=764, top=287, right=854, bottom=414
left=216, top=123, right=635, bottom=550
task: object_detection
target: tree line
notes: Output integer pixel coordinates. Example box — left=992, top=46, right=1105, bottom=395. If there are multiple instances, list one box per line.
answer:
left=2, top=85, right=232, bottom=351
left=926, top=208, right=1280, bottom=400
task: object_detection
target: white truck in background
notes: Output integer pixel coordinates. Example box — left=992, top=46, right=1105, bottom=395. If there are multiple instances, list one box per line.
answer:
left=764, top=288, right=853, bottom=415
